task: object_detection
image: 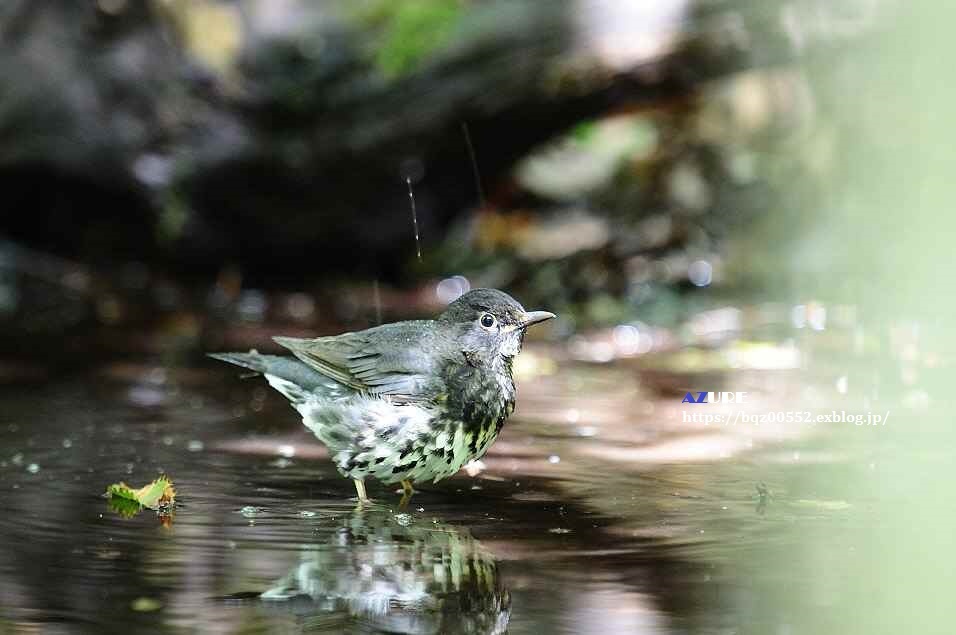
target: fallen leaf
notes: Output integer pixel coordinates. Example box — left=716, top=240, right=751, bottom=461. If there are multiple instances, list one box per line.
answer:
left=105, top=475, right=176, bottom=511
left=107, top=496, right=142, bottom=519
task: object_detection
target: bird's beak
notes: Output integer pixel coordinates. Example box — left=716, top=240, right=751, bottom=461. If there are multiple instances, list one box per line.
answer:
left=520, top=310, right=556, bottom=328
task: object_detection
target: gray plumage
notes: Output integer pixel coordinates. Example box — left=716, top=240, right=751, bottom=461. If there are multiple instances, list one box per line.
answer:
left=210, top=289, right=554, bottom=496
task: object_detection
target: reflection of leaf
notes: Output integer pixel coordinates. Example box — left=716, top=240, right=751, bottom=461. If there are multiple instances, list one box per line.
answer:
left=108, top=496, right=143, bottom=519
left=158, top=511, right=174, bottom=529
left=105, top=476, right=176, bottom=511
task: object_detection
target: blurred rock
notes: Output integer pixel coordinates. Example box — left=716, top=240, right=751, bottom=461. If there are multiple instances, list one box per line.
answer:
left=0, top=0, right=699, bottom=283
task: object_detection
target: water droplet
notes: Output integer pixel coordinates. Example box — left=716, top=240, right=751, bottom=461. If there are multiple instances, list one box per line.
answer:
left=436, top=276, right=471, bottom=303
left=26, top=463, right=40, bottom=474
left=61, top=439, right=73, bottom=449
left=836, top=375, right=848, bottom=394
left=406, top=177, right=422, bottom=262
left=548, top=455, right=561, bottom=464
left=688, top=260, right=713, bottom=287
left=298, top=510, right=316, bottom=518
left=277, top=445, right=296, bottom=458
left=11, top=453, right=23, bottom=466
left=187, top=440, right=204, bottom=452
left=239, top=506, right=261, bottom=518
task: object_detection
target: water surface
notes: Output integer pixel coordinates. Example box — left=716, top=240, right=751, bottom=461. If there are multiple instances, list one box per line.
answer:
left=0, top=359, right=879, bottom=634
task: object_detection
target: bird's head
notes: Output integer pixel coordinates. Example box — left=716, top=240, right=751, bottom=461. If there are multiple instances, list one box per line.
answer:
left=439, top=288, right=555, bottom=371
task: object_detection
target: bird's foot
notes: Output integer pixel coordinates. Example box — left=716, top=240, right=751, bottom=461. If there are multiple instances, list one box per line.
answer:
left=353, top=479, right=371, bottom=504
left=397, top=480, right=416, bottom=509
left=395, top=480, right=417, bottom=496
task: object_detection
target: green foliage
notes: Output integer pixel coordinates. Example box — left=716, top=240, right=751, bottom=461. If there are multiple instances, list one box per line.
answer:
left=570, top=120, right=597, bottom=143
left=157, top=191, right=188, bottom=244
left=360, top=0, right=464, bottom=77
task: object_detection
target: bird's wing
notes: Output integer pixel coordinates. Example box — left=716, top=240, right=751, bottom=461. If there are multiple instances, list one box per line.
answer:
left=272, top=336, right=364, bottom=391
left=273, top=321, right=443, bottom=402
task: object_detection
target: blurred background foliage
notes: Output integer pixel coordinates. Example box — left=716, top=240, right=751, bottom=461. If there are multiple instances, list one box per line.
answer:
left=0, top=0, right=891, bottom=358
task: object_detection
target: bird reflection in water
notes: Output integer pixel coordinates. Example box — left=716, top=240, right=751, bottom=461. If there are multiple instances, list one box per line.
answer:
left=251, top=508, right=510, bottom=634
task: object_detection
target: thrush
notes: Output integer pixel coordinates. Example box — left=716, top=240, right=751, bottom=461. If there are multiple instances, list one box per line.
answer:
left=209, top=288, right=555, bottom=502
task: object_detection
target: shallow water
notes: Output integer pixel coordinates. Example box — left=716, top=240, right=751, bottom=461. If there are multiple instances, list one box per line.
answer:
left=0, top=358, right=883, bottom=634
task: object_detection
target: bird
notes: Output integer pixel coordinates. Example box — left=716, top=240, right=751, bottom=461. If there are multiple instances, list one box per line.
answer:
left=209, top=288, right=555, bottom=502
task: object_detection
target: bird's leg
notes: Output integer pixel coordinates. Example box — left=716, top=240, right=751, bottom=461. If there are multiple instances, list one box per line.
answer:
left=394, top=479, right=416, bottom=495
left=353, top=479, right=370, bottom=503
left=398, top=479, right=415, bottom=508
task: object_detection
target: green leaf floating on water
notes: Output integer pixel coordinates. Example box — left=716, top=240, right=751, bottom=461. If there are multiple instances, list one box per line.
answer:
left=105, top=475, right=176, bottom=511
left=108, top=495, right=143, bottom=519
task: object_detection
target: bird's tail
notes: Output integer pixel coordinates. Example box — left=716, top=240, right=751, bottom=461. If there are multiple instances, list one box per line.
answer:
left=208, top=351, right=337, bottom=404
left=208, top=351, right=274, bottom=374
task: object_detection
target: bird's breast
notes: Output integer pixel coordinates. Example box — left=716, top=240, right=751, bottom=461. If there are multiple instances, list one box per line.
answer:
left=438, top=363, right=514, bottom=466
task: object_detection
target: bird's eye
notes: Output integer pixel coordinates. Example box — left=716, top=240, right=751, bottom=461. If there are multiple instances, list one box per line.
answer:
left=479, top=313, right=497, bottom=330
